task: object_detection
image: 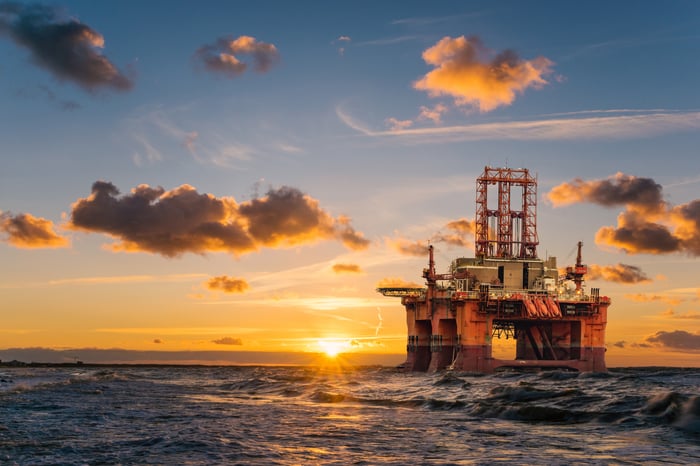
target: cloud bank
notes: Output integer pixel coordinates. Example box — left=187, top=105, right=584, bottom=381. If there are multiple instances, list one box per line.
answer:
left=0, top=211, right=68, bottom=248
left=414, top=35, right=553, bottom=112
left=646, top=330, right=700, bottom=351
left=194, top=35, right=280, bottom=77
left=548, top=173, right=700, bottom=256
left=0, top=2, right=133, bottom=91
left=69, top=181, right=369, bottom=257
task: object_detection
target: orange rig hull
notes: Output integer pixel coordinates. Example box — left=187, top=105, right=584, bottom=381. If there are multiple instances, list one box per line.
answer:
left=398, top=287, right=609, bottom=373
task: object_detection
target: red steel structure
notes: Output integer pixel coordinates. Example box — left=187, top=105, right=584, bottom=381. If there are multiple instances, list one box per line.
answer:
left=379, top=166, right=610, bottom=373
left=475, top=166, right=538, bottom=259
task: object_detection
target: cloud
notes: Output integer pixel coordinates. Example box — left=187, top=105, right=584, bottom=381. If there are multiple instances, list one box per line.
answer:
left=68, top=181, right=368, bottom=257
left=206, top=276, right=250, bottom=294
left=385, top=117, right=413, bottom=131
left=414, top=35, right=553, bottom=112
left=332, top=263, right=363, bottom=274
left=0, top=211, right=69, bottom=248
left=432, top=217, right=475, bottom=248
left=153, top=339, right=163, bottom=344
left=238, top=187, right=369, bottom=250
left=546, top=172, right=665, bottom=213
left=212, top=337, right=243, bottom=346
left=194, top=35, right=279, bottom=77
left=337, top=107, right=700, bottom=143
left=0, top=2, right=133, bottom=92
left=376, top=277, right=423, bottom=288
left=418, top=103, right=448, bottom=124
left=625, top=293, right=683, bottom=306
left=385, top=236, right=429, bottom=256
left=612, top=341, right=626, bottom=348
left=646, top=330, right=700, bottom=350
left=548, top=173, right=700, bottom=256
left=660, top=309, right=700, bottom=320
left=587, top=263, right=651, bottom=284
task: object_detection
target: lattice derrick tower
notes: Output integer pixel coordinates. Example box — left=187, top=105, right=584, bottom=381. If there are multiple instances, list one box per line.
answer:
left=474, top=166, right=539, bottom=259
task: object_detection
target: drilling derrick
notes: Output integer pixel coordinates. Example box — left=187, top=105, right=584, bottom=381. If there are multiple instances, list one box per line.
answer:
left=378, top=166, right=611, bottom=373
left=475, top=166, right=538, bottom=259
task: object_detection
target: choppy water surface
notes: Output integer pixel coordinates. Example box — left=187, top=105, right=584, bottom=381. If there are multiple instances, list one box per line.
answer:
left=0, top=364, right=698, bottom=464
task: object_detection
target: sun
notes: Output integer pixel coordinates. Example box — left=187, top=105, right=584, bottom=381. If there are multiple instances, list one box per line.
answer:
left=317, top=339, right=347, bottom=358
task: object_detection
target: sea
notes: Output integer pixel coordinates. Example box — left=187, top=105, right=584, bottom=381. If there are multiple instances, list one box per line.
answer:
left=0, top=364, right=698, bottom=465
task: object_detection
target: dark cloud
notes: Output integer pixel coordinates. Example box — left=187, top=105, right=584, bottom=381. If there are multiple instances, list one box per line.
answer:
left=0, top=211, right=68, bottom=248
left=332, top=263, right=362, bottom=274
left=0, top=2, right=133, bottom=92
left=612, top=341, right=626, bottom=348
left=595, top=211, right=681, bottom=254
left=646, top=330, right=700, bottom=351
left=68, top=181, right=368, bottom=257
left=212, top=337, right=243, bottom=346
left=153, top=339, right=163, bottom=344
left=206, top=276, right=250, bottom=294
left=547, top=173, right=665, bottom=212
left=548, top=173, right=700, bottom=256
left=587, top=263, right=651, bottom=284
left=194, top=35, right=279, bottom=78
left=414, top=35, right=553, bottom=112
left=239, top=186, right=369, bottom=250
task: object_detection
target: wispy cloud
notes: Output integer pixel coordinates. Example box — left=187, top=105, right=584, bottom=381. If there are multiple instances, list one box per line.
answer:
left=49, top=273, right=207, bottom=286
left=337, top=107, right=700, bottom=143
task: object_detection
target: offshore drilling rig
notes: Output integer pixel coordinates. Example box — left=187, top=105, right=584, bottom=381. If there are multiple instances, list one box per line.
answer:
left=378, top=167, right=610, bottom=372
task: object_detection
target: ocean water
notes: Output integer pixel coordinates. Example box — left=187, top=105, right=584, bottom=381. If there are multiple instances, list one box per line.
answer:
left=0, top=364, right=698, bottom=465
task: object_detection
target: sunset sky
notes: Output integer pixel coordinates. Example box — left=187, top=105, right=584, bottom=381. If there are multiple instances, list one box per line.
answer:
left=1, top=0, right=699, bottom=366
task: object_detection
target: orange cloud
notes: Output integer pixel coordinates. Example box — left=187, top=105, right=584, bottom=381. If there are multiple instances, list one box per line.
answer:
left=385, top=236, right=429, bottom=256
left=332, top=263, right=362, bottom=274
left=625, top=293, right=683, bottom=306
left=547, top=173, right=700, bottom=256
left=546, top=172, right=665, bottom=213
left=660, top=309, right=700, bottom=320
left=206, top=276, right=250, bottom=294
left=194, top=35, right=280, bottom=77
left=376, top=277, right=423, bottom=288
left=587, top=263, right=651, bottom=284
left=414, top=36, right=553, bottom=112
left=69, top=181, right=369, bottom=257
left=432, top=218, right=475, bottom=249
left=0, top=212, right=68, bottom=249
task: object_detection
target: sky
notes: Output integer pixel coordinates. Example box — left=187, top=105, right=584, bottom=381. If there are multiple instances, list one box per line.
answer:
left=1, top=0, right=699, bottom=366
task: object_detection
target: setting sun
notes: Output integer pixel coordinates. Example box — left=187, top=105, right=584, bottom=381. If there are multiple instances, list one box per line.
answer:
left=317, top=339, right=349, bottom=357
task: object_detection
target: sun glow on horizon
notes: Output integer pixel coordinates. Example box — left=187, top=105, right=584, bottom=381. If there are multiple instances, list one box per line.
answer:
left=316, top=339, right=350, bottom=357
